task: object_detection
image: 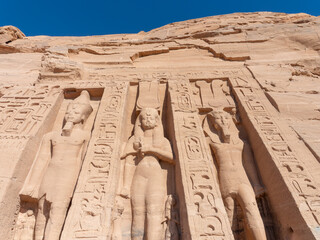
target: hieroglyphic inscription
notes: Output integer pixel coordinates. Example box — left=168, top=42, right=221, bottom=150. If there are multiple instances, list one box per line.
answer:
left=59, top=80, right=109, bottom=89
left=87, top=69, right=243, bottom=82
left=170, top=82, right=196, bottom=113
left=169, top=81, right=233, bottom=240
left=0, top=85, right=61, bottom=171
left=231, top=79, right=320, bottom=234
left=0, top=85, right=60, bottom=136
left=61, top=82, right=128, bottom=240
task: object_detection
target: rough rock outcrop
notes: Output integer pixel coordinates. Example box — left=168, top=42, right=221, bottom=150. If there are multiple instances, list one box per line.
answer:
left=0, top=25, right=25, bottom=44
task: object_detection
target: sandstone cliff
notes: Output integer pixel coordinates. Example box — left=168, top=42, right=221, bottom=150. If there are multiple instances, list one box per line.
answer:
left=0, top=12, right=319, bottom=240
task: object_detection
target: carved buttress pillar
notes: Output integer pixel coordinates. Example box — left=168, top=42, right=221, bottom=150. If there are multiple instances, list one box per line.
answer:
left=168, top=81, right=234, bottom=240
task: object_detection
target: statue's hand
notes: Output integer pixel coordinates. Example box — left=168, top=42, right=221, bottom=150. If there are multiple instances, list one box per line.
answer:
left=253, top=185, right=265, bottom=197
left=133, top=141, right=141, bottom=151
left=120, top=187, right=130, bottom=199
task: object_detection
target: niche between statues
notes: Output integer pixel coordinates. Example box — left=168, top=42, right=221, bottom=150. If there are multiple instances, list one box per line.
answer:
left=111, top=81, right=180, bottom=240
left=190, top=79, right=277, bottom=240
left=15, top=88, right=102, bottom=240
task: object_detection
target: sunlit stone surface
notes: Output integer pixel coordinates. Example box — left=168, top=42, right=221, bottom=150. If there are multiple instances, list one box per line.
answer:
left=0, top=12, right=320, bottom=240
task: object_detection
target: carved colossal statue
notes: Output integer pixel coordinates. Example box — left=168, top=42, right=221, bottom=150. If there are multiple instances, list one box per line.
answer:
left=120, top=108, right=174, bottom=240
left=205, top=108, right=267, bottom=240
left=20, top=91, right=93, bottom=240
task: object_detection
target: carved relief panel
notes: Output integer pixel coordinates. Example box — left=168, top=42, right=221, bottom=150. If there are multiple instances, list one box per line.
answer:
left=0, top=85, right=60, bottom=136
left=192, top=78, right=276, bottom=240
left=61, top=82, right=128, bottom=240
left=0, top=84, right=63, bottom=240
left=6, top=71, right=315, bottom=240
left=109, top=80, right=180, bottom=240
left=15, top=89, right=100, bottom=240
left=191, top=79, right=235, bottom=110
left=169, top=81, right=233, bottom=240
left=230, top=80, right=320, bottom=240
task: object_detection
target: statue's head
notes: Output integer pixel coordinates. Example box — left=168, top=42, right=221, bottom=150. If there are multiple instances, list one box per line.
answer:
left=208, top=108, right=231, bottom=142
left=64, top=91, right=93, bottom=125
left=139, top=108, right=159, bottom=130
left=208, top=108, right=231, bottom=128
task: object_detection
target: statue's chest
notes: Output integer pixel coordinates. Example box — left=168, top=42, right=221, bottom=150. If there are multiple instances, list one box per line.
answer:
left=51, top=134, right=85, bottom=147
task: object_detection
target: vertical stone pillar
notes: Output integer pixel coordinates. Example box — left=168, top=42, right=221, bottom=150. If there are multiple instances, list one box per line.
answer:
left=0, top=85, right=62, bottom=239
left=230, top=77, right=320, bottom=240
left=168, top=81, right=234, bottom=240
left=61, top=81, right=128, bottom=240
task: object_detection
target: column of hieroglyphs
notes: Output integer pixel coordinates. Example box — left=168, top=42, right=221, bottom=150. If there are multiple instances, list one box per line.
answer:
left=0, top=84, right=62, bottom=240
left=229, top=76, right=320, bottom=240
left=168, top=81, right=234, bottom=240
left=61, top=81, right=128, bottom=240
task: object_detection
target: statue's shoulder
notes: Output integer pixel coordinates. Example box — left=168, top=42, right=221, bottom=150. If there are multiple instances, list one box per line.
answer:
left=209, top=141, right=222, bottom=148
left=82, top=129, right=92, bottom=140
left=74, top=129, right=91, bottom=140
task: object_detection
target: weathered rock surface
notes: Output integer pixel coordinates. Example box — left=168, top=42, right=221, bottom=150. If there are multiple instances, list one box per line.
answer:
left=0, top=12, right=320, bottom=240
left=0, top=25, right=25, bottom=44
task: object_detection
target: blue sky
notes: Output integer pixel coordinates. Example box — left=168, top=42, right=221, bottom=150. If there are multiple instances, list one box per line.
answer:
left=1, top=0, right=319, bottom=36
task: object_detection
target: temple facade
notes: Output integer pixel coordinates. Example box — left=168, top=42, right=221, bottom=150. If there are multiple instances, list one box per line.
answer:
left=0, top=12, right=320, bottom=240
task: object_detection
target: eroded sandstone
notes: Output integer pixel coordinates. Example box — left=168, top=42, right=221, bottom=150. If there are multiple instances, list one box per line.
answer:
left=0, top=11, right=319, bottom=240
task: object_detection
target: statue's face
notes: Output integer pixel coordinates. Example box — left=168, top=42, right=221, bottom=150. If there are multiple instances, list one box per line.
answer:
left=141, top=110, right=157, bottom=130
left=216, top=114, right=230, bottom=126
left=65, top=103, right=86, bottom=124
left=211, top=111, right=231, bottom=130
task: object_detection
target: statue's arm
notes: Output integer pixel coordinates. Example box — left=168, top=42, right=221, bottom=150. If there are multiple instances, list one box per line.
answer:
left=20, top=132, right=52, bottom=199
left=120, top=154, right=136, bottom=198
left=143, top=138, right=174, bottom=164
left=120, top=137, right=136, bottom=159
left=80, top=132, right=92, bottom=160
left=242, top=141, right=265, bottom=196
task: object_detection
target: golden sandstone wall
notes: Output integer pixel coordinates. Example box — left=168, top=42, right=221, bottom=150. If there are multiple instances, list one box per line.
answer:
left=0, top=12, right=319, bottom=240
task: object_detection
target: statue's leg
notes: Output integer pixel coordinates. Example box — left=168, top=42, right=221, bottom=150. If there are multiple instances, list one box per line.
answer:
left=112, top=218, right=123, bottom=240
left=222, top=194, right=236, bottom=230
left=131, top=174, right=147, bottom=240
left=34, top=196, right=47, bottom=240
left=237, top=185, right=267, bottom=240
left=44, top=200, right=70, bottom=240
left=146, top=174, right=166, bottom=240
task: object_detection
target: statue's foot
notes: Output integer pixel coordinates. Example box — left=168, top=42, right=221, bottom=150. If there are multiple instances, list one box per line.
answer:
left=120, top=188, right=130, bottom=199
